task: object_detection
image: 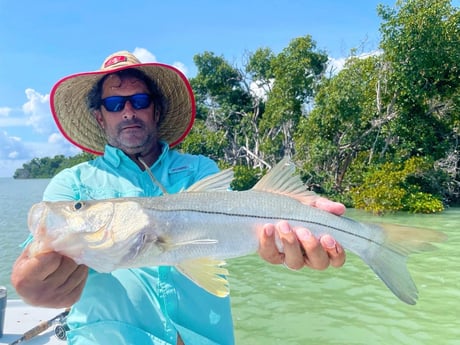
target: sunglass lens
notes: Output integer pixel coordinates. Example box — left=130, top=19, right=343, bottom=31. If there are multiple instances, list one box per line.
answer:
left=103, top=97, right=125, bottom=112
left=102, top=94, right=151, bottom=112
left=130, top=94, right=151, bottom=110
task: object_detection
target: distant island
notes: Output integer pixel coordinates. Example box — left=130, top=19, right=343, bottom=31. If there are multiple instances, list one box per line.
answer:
left=14, top=152, right=95, bottom=179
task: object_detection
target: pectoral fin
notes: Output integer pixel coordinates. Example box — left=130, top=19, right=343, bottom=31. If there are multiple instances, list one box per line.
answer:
left=176, top=258, right=230, bottom=297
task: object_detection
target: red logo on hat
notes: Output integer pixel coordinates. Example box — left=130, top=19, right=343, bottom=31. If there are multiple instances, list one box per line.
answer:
left=104, top=55, right=128, bottom=68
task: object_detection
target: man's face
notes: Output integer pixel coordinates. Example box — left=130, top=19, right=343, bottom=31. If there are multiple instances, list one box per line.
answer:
left=94, top=74, right=160, bottom=155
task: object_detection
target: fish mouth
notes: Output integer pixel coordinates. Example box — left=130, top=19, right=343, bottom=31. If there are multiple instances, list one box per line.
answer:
left=28, top=202, right=48, bottom=236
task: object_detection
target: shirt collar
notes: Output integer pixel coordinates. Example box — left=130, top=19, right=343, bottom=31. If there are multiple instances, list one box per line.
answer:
left=103, top=142, right=170, bottom=169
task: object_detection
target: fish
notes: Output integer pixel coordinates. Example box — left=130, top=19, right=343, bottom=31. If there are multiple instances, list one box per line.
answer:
left=27, top=158, right=446, bottom=305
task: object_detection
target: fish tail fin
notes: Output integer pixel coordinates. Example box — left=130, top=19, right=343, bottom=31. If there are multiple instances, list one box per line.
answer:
left=363, top=223, right=446, bottom=305
left=176, top=258, right=230, bottom=297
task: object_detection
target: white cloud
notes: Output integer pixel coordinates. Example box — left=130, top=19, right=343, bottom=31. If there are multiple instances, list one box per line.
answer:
left=0, top=106, right=28, bottom=127
left=0, top=159, right=27, bottom=178
left=0, top=107, right=12, bottom=116
left=23, top=88, right=55, bottom=135
left=48, top=132, right=64, bottom=144
left=133, top=47, right=189, bottom=77
left=327, top=57, right=347, bottom=75
left=133, top=47, right=157, bottom=63
left=327, top=50, right=382, bottom=75
left=19, top=134, right=81, bottom=160
left=8, top=150, right=19, bottom=159
left=0, top=130, right=27, bottom=160
left=172, top=61, right=188, bottom=76
left=47, top=132, right=81, bottom=156
left=249, top=79, right=273, bottom=101
left=0, top=128, right=83, bottom=176
left=0, top=129, right=80, bottom=177
left=0, top=116, right=28, bottom=127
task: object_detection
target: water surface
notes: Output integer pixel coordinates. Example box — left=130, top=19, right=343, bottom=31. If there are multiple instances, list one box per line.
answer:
left=0, top=178, right=50, bottom=298
left=229, top=209, right=459, bottom=345
left=0, top=178, right=458, bottom=344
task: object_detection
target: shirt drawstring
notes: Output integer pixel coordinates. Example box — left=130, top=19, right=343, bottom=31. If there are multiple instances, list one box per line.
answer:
left=137, top=156, right=169, bottom=195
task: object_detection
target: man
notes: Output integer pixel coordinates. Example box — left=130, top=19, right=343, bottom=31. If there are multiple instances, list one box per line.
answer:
left=11, top=51, right=345, bottom=344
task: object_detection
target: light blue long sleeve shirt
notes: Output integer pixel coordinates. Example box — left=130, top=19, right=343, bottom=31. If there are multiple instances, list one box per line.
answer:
left=39, top=143, right=235, bottom=345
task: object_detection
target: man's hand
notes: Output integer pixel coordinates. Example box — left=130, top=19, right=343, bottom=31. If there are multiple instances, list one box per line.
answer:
left=258, top=197, right=346, bottom=270
left=11, top=246, right=88, bottom=308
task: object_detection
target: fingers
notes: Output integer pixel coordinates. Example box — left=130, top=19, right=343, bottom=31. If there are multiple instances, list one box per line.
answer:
left=312, top=197, right=346, bottom=216
left=11, top=249, right=88, bottom=308
left=19, top=247, right=63, bottom=280
left=320, top=235, right=345, bottom=268
left=44, top=255, right=88, bottom=292
left=278, top=222, right=307, bottom=270
left=258, top=223, right=284, bottom=264
left=258, top=221, right=346, bottom=271
left=294, top=227, right=330, bottom=270
left=52, top=262, right=89, bottom=308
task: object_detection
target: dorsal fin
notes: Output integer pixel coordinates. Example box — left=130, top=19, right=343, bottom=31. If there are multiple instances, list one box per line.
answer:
left=186, top=169, right=234, bottom=192
left=252, top=157, right=319, bottom=205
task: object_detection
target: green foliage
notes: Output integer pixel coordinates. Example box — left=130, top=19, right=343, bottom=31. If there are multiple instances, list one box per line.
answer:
left=191, top=35, right=328, bottom=167
left=295, top=56, right=382, bottom=191
left=403, top=192, right=444, bottom=213
left=245, top=47, right=275, bottom=80
left=351, top=162, right=406, bottom=214
left=403, top=188, right=444, bottom=213
left=190, top=51, right=263, bottom=166
left=351, top=157, right=444, bottom=214
left=261, top=36, right=328, bottom=160
left=13, top=152, right=96, bottom=179
left=293, top=0, right=460, bottom=211
left=230, top=165, right=264, bottom=191
left=379, top=0, right=460, bottom=104
left=179, top=120, right=228, bottom=162
left=13, top=155, right=65, bottom=179
left=377, top=0, right=460, bottom=159
left=55, top=152, right=97, bottom=171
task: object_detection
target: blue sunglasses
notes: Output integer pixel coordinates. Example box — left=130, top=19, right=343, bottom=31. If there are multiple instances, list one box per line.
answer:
left=101, top=93, right=152, bottom=112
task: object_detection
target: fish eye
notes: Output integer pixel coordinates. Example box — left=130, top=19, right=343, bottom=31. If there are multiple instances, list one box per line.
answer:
left=73, top=201, right=85, bottom=211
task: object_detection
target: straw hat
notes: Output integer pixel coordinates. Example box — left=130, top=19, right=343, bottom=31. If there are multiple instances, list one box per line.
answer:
left=50, top=50, right=195, bottom=155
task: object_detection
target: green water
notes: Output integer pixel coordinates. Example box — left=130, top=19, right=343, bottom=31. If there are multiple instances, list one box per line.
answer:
left=1, top=178, right=458, bottom=344
left=229, top=209, right=459, bottom=345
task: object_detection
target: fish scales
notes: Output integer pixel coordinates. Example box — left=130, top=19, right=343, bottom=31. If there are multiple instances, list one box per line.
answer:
left=137, top=190, right=385, bottom=262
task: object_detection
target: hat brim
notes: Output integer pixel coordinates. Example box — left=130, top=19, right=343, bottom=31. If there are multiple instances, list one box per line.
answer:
left=50, top=62, right=195, bottom=155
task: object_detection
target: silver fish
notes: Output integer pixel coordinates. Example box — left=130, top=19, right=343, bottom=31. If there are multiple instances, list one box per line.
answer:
left=28, top=158, right=445, bottom=304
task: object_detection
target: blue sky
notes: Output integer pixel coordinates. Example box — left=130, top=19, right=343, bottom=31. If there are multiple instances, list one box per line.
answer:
left=0, top=0, right=396, bottom=177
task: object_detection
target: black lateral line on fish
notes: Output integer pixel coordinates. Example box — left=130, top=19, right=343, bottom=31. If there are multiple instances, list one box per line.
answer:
left=157, top=208, right=400, bottom=255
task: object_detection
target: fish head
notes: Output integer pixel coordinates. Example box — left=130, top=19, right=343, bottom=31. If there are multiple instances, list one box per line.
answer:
left=27, top=200, right=116, bottom=257
left=28, top=198, right=167, bottom=270
left=28, top=200, right=114, bottom=237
